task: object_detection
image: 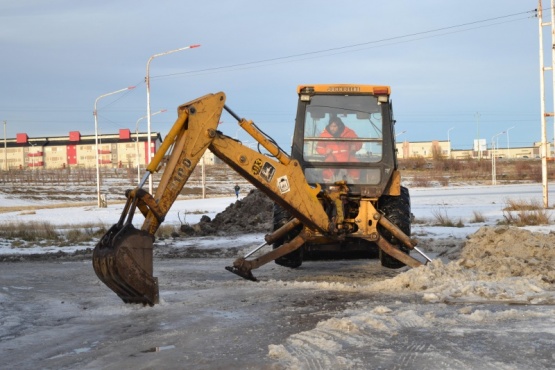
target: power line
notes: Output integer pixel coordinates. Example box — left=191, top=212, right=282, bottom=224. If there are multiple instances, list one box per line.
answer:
left=152, top=9, right=536, bottom=79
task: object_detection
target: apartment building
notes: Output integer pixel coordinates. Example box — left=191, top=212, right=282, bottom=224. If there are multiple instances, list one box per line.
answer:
left=0, top=130, right=164, bottom=170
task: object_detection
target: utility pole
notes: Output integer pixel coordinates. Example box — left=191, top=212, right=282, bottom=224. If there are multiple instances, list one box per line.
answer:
left=3, top=120, right=6, bottom=171
left=475, top=112, right=481, bottom=159
left=538, top=1, right=554, bottom=208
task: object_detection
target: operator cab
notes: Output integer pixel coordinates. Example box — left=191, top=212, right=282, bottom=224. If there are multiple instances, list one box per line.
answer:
left=291, top=84, right=397, bottom=195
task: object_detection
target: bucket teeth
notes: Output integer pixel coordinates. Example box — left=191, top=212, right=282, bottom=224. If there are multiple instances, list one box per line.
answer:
left=93, top=224, right=159, bottom=305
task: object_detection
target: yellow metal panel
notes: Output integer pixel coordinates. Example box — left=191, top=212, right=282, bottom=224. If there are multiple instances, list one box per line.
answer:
left=384, top=170, right=401, bottom=196
left=297, top=84, right=391, bottom=95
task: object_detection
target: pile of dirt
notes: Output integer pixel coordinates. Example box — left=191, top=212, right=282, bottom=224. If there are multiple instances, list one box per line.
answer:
left=373, top=226, right=555, bottom=303
left=181, top=189, right=273, bottom=236
left=459, top=225, right=555, bottom=283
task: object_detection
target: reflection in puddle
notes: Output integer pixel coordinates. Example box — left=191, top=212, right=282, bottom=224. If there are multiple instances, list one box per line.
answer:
left=141, top=345, right=176, bottom=353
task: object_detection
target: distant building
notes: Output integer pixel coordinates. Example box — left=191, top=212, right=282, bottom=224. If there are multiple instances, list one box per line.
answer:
left=396, top=140, right=450, bottom=159
left=395, top=140, right=545, bottom=160
left=0, top=131, right=545, bottom=171
left=0, top=130, right=217, bottom=170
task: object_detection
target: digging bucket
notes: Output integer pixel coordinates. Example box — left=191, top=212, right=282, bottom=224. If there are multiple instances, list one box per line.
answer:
left=93, top=223, right=159, bottom=306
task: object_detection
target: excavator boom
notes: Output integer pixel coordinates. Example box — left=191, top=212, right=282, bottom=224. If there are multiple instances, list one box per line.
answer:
left=94, top=93, right=224, bottom=305
left=93, top=92, right=333, bottom=304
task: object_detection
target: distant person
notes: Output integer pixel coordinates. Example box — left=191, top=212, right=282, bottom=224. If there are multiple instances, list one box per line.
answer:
left=234, top=184, right=240, bottom=199
left=316, top=117, right=361, bottom=182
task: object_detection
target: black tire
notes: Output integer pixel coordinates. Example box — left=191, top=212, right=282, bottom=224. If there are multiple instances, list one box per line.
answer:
left=272, top=203, right=303, bottom=268
left=377, top=186, right=411, bottom=269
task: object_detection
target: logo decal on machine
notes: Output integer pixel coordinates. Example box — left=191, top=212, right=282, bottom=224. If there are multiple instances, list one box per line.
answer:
left=260, top=162, right=276, bottom=182
left=277, top=176, right=291, bottom=194
left=252, top=158, right=263, bottom=175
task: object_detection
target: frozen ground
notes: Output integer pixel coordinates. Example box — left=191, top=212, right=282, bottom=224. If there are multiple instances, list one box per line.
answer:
left=1, top=183, right=555, bottom=369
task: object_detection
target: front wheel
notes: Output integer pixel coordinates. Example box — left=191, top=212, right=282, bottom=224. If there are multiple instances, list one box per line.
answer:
left=377, top=186, right=411, bottom=269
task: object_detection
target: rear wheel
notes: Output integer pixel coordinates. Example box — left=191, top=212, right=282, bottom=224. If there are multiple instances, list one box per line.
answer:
left=377, top=186, right=411, bottom=269
left=272, top=203, right=303, bottom=268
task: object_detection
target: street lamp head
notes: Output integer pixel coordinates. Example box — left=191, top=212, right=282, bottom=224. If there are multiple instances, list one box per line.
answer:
left=447, top=126, right=455, bottom=142
left=145, top=43, right=200, bottom=195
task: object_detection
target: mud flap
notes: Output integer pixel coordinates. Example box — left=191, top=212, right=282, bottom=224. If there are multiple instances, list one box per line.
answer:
left=93, top=224, right=159, bottom=306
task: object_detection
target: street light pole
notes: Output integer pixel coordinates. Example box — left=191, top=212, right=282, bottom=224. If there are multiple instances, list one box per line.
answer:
left=395, top=130, right=407, bottom=158
left=475, top=112, right=482, bottom=159
left=491, top=131, right=505, bottom=185
left=447, top=126, right=454, bottom=158
left=94, top=86, right=136, bottom=208
left=447, top=127, right=455, bottom=142
left=3, top=120, right=6, bottom=171
left=29, top=142, right=35, bottom=171
left=506, top=126, right=515, bottom=159
left=146, top=43, right=200, bottom=195
left=135, top=109, right=166, bottom=184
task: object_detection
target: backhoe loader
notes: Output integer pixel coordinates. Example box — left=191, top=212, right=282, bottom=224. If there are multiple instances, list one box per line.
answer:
left=93, top=84, right=431, bottom=306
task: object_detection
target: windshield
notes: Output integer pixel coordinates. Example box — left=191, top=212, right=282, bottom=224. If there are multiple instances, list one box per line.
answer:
left=302, top=95, right=383, bottom=184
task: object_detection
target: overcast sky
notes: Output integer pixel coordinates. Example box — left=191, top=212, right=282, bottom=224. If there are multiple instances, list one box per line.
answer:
left=0, top=1, right=546, bottom=151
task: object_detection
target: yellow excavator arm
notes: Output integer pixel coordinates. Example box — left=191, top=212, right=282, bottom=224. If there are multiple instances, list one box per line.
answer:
left=142, top=92, right=331, bottom=235
left=93, top=93, right=334, bottom=305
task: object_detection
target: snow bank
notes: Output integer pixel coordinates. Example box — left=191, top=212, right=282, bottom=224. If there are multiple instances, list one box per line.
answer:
left=269, top=225, right=555, bottom=368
